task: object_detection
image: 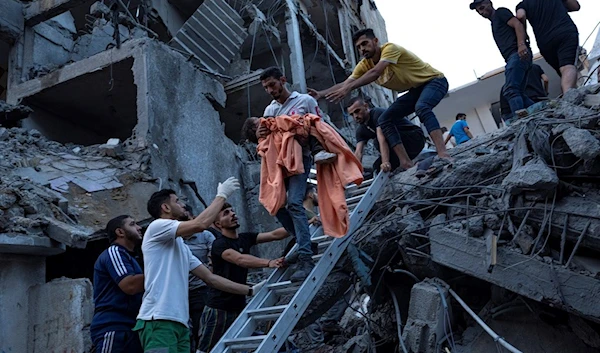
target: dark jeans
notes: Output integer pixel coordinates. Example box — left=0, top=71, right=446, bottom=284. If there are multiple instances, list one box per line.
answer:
left=373, top=128, right=425, bottom=172
left=275, top=154, right=312, bottom=258
left=189, top=286, right=209, bottom=352
left=504, top=52, right=535, bottom=115
left=378, top=77, right=448, bottom=148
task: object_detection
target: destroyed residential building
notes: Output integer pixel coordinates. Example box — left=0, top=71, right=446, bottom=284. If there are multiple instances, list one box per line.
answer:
left=1, top=0, right=600, bottom=352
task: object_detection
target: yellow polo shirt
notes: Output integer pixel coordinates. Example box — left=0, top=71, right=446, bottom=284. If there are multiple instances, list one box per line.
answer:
left=350, top=43, right=444, bottom=92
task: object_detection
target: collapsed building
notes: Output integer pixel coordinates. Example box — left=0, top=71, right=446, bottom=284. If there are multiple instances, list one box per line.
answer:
left=1, top=0, right=600, bottom=353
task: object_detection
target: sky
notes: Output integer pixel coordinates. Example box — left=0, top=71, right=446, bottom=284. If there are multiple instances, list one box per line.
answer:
left=375, top=0, right=600, bottom=90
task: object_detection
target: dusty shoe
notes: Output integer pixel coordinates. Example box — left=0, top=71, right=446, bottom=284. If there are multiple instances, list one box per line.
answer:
left=290, top=259, right=315, bottom=282
left=285, top=243, right=319, bottom=264
left=515, top=108, right=529, bottom=118
left=314, top=151, right=337, bottom=164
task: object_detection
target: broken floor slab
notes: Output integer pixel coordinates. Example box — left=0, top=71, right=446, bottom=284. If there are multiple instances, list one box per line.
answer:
left=429, top=225, right=600, bottom=323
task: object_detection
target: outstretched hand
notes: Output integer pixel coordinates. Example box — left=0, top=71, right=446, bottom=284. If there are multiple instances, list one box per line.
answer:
left=307, top=88, right=322, bottom=100
left=325, top=86, right=350, bottom=103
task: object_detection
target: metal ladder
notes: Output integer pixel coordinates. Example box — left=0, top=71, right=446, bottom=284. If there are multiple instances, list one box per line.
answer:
left=210, top=170, right=390, bottom=353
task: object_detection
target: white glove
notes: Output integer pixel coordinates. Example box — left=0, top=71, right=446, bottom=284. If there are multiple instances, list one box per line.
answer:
left=249, top=280, right=267, bottom=296
left=216, top=177, right=240, bottom=200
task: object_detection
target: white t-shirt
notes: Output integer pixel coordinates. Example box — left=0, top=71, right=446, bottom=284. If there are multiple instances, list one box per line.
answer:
left=137, top=219, right=202, bottom=327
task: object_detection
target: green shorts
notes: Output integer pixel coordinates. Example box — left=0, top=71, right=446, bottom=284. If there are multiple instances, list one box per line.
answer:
left=133, top=319, right=190, bottom=353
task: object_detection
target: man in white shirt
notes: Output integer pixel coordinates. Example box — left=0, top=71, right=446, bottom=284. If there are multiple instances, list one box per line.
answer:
left=133, top=177, right=264, bottom=353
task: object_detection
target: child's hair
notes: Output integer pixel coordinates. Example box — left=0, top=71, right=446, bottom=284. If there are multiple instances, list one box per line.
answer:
left=241, top=117, right=260, bottom=143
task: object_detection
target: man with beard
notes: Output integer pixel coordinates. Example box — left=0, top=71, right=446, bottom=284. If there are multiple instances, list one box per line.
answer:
left=134, top=178, right=265, bottom=353
left=90, top=215, right=145, bottom=353
left=196, top=203, right=288, bottom=353
left=309, top=28, right=450, bottom=164
left=254, top=66, right=336, bottom=282
left=346, top=96, right=425, bottom=172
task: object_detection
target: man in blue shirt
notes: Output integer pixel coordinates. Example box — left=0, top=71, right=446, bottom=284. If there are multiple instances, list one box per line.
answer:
left=445, top=113, right=473, bottom=146
left=90, top=215, right=145, bottom=353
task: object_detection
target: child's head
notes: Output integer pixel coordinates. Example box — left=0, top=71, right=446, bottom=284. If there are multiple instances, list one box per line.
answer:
left=241, top=117, right=260, bottom=143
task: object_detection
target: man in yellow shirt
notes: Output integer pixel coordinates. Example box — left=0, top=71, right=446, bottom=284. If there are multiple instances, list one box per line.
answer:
left=309, top=28, right=450, bottom=170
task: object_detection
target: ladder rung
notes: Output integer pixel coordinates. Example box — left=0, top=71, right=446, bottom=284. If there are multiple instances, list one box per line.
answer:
left=247, top=305, right=287, bottom=317
left=311, top=235, right=330, bottom=242
left=318, top=240, right=333, bottom=249
left=223, top=335, right=267, bottom=347
left=346, top=178, right=373, bottom=190
left=346, top=194, right=363, bottom=204
left=313, top=253, right=324, bottom=261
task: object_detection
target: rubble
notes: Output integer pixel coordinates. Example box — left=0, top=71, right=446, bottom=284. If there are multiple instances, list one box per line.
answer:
left=0, top=126, right=152, bottom=249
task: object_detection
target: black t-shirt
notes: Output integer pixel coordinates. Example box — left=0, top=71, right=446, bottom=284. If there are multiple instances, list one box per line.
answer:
left=492, top=8, right=521, bottom=61
left=516, top=0, right=578, bottom=47
left=355, top=107, right=419, bottom=151
left=525, top=64, right=546, bottom=101
left=207, top=232, right=258, bottom=311
left=499, top=64, right=547, bottom=114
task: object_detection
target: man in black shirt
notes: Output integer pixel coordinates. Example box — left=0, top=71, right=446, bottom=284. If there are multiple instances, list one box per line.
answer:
left=196, top=203, right=289, bottom=353
left=471, top=0, right=534, bottom=118
left=347, top=96, right=425, bottom=172
left=516, top=0, right=580, bottom=93
left=500, top=63, right=550, bottom=124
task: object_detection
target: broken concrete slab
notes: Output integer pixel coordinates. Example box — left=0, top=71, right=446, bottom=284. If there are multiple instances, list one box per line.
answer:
left=562, top=127, right=600, bottom=160
left=0, top=0, right=23, bottom=44
left=502, top=158, right=558, bottom=195
left=0, top=233, right=65, bottom=256
left=43, top=217, right=91, bottom=248
left=430, top=226, right=600, bottom=323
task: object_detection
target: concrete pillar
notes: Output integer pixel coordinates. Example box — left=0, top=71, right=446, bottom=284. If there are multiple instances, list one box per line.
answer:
left=403, top=279, right=452, bottom=353
left=0, top=254, right=45, bottom=353
left=28, top=278, right=93, bottom=353
left=284, top=0, right=306, bottom=92
left=337, top=8, right=356, bottom=68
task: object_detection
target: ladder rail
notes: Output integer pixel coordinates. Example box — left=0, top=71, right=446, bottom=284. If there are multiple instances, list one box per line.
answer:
left=209, top=171, right=389, bottom=353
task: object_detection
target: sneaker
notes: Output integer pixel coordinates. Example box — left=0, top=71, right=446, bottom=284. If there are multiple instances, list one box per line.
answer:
left=314, top=151, right=337, bottom=165
left=285, top=243, right=319, bottom=264
left=290, top=259, right=315, bottom=282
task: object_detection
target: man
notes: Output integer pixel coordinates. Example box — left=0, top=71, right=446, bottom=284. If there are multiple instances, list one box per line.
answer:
left=197, top=203, right=288, bottom=353
left=133, top=178, right=264, bottom=353
left=471, top=0, right=534, bottom=118
left=441, top=127, right=455, bottom=149
left=183, top=205, right=217, bottom=352
left=90, top=215, right=144, bottom=353
left=256, top=67, right=329, bottom=282
left=309, top=28, right=450, bottom=162
left=260, top=66, right=336, bottom=164
left=445, top=114, right=473, bottom=146
left=516, top=0, right=581, bottom=93
left=347, top=96, right=425, bottom=172
left=500, top=63, right=550, bottom=123
left=303, top=185, right=320, bottom=226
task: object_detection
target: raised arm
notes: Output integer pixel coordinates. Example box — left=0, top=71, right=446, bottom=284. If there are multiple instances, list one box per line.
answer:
left=308, top=78, right=354, bottom=100
left=256, top=227, right=289, bottom=243
left=176, top=178, right=239, bottom=237
left=324, top=61, right=392, bottom=104
left=221, top=249, right=284, bottom=269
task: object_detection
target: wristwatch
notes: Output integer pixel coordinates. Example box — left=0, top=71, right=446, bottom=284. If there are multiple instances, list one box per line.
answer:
left=248, top=287, right=253, bottom=296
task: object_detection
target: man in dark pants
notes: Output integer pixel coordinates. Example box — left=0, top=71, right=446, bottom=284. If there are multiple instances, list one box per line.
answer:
left=471, top=0, right=534, bottom=118
left=309, top=28, right=450, bottom=164
left=347, top=96, right=425, bottom=172
left=90, top=215, right=144, bottom=353
left=500, top=63, right=550, bottom=124
left=183, top=206, right=217, bottom=352
left=516, top=0, right=580, bottom=93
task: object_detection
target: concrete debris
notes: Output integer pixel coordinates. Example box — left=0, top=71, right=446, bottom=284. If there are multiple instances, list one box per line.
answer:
left=0, top=100, right=33, bottom=124
left=561, top=126, right=600, bottom=160
left=502, top=157, right=559, bottom=195
left=0, top=126, right=152, bottom=249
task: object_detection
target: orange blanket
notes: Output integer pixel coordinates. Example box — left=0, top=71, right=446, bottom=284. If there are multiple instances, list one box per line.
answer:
left=257, top=114, right=363, bottom=238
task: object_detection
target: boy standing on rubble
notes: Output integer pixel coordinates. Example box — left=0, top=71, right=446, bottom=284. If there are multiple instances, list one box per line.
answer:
left=471, top=0, right=534, bottom=119
left=90, top=215, right=144, bottom=353
left=133, top=179, right=264, bottom=353
left=309, top=28, right=450, bottom=164
left=196, top=203, right=289, bottom=353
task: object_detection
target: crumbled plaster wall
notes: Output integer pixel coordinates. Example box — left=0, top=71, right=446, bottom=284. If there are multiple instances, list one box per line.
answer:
left=29, top=12, right=77, bottom=78
left=142, top=40, right=253, bottom=228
